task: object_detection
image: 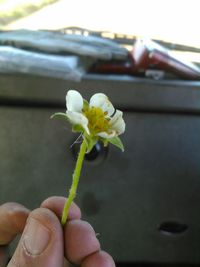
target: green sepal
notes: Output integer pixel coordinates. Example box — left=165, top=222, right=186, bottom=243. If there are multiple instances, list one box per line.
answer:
left=83, top=134, right=98, bottom=153
left=83, top=99, right=89, bottom=111
left=87, top=138, right=98, bottom=153
left=50, top=112, right=69, bottom=122
left=108, top=136, right=124, bottom=152
left=102, top=139, right=109, bottom=147
left=72, top=124, right=84, bottom=133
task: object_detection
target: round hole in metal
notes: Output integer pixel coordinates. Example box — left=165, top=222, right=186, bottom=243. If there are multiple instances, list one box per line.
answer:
left=72, top=140, right=108, bottom=162
left=85, top=141, right=108, bottom=162
left=158, top=221, right=188, bottom=235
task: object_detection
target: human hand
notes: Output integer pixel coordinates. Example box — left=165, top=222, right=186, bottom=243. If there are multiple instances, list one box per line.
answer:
left=0, top=196, right=115, bottom=267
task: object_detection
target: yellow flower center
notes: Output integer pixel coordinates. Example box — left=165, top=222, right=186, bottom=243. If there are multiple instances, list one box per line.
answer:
left=84, top=107, right=109, bottom=135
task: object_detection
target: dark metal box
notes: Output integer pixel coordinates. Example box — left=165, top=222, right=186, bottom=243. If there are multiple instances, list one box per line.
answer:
left=1, top=74, right=200, bottom=265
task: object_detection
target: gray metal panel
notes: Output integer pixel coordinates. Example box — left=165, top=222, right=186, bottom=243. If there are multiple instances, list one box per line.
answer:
left=1, top=106, right=200, bottom=264
left=0, top=74, right=200, bottom=112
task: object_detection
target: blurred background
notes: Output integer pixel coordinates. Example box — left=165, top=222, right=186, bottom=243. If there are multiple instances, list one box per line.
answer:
left=1, top=0, right=200, bottom=62
left=0, top=0, right=199, bottom=46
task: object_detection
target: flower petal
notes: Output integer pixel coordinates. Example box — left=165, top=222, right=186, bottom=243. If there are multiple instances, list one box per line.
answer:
left=66, top=111, right=89, bottom=134
left=66, top=90, right=83, bottom=112
left=110, top=110, right=126, bottom=135
left=97, top=131, right=116, bottom=139
left=89, top=93, right=115, bottom=117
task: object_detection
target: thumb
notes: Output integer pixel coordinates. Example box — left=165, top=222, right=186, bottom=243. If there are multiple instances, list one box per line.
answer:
left=7, top=208, right=64, bottom=267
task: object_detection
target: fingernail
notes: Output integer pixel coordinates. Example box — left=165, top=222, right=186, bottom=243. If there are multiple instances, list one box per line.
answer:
left=23, top=218, right=51, bottom=255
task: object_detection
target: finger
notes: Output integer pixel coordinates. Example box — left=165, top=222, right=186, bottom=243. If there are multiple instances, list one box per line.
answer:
left=63, top=257, right=70, bottom=267
left=82, top=251, right=116, bottom=267
left=0, top=246, right=9, bottom=267
left=41, top=196, right=81, bottom=220
left=8, top=208, right=64, bottom=267
left=0, top=203, right=29, bottom=245
left=64, top=219, right=100, bottom=265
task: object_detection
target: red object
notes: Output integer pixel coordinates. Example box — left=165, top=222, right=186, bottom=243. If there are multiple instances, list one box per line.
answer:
left=89, top=38, right=200, bottom=80
left=89, top=52, right=135, bottom=75
left=131, top=39, right=200, bottom=80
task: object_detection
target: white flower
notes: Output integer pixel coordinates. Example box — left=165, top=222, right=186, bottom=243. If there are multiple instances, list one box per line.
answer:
left=66, top=90, right=125, bottom=139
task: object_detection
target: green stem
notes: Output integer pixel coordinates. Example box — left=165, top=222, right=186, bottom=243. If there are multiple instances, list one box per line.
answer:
left=61, top=138, right=87, bottom=226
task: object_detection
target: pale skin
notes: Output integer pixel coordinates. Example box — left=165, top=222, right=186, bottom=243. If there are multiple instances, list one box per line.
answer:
left=0, top=196, right=116, bottom=267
